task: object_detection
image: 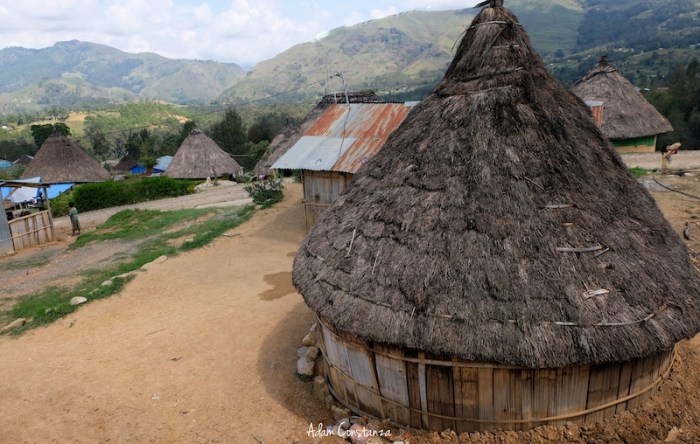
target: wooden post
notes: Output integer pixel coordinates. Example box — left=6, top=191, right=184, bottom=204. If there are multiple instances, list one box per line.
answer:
left=43, top=186, right=55, bottom=241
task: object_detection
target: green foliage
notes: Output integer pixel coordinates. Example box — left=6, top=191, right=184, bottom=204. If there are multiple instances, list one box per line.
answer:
left=50, top=189, right=74, bottom=217
left=209, top=109, right=248, bottom=166
left=628, top=166, right=648, bottom=178
left=72, top=177, right=197, bottom=212
left=30, top=122, right=71, bottom=147
left=244, top=178, right=285, bottom=207
left=647, top=61, right=700, bottom=149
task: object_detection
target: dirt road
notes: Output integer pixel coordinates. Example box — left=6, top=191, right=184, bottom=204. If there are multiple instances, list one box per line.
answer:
left=0, top=183, right=331, bottom=443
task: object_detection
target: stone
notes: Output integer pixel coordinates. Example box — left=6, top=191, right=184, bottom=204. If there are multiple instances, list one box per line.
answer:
left=337, top=418, right=351, bottom=431
left=331, top=405, right=351, bottom=422
left=306, top=346, right=320, bottom=361
left=101, top=279, right=113, bottom=286
left=296, top=357, right=314, bottom=376
left=297, top=346, right=309, bottom=358
left=302, top=329, right=317, bottom=346
left=70, top=296, right=88, bottom=306
left=2, top=318, right=26, bottom=332
left=116, top=272, right=136, bottom=280
left=141, top=255, right=168, bottom=271
left=325, top=395, right=335, bottom=408
left=313, top=376, right=330, bottom=401
left=665, top=427, right=682, bottom=444
left=348, top=424, right=370, bottom=444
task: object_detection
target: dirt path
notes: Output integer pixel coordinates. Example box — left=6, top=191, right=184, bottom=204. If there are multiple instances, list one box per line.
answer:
left=0, top=183, right=332, bottom=443
left=3, top=173, right=700, bottom=443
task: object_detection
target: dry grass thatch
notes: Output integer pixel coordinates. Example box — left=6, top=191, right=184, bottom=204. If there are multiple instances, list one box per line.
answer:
left=572, top=56, right=673, bottom=140
left=165, top=129, right=242, bottom=179
left=293, top=6, right=700, bottom=369
left=21, top=135, right=110, bottom=183
left=112, top=153, right=138, bottom=173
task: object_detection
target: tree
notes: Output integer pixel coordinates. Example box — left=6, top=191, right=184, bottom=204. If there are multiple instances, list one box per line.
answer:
left=247, top=113, right=286, bottom=144
left=30, top=123, right=71, bottom=148
left=87, top=129, right=110, bottom=161
left=209, top=109, right=249, bottom=167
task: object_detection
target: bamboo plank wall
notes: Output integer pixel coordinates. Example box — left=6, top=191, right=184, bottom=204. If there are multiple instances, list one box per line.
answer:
left=318, top=320, right=674, bottom=433
left=302, top=171, right=352, bottom=229
left=9, top=211, right=55, bottom=251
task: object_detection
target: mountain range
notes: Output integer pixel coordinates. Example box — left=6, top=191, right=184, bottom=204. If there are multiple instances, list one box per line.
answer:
left=0, top=0, right=697, bottom=115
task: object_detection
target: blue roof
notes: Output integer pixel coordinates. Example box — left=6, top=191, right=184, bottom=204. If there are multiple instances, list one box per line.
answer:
left=0, top=160, right=12, bottom=168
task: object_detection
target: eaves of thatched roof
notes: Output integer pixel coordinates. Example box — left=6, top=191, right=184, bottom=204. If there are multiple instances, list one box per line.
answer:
left=21, top=135, right=110, bottom=184
left=165, top=129, right=242, bottom=179
left=572, top=56, right=673, bottom=140
left=293, top=6, right=700, bottom=369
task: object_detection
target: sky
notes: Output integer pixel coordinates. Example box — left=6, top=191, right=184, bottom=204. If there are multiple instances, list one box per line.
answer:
left=0, top=0, right=480, bottom=66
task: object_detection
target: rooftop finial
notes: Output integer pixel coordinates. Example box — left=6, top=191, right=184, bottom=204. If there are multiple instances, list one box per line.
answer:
left=600, top=54, right=609, bottom=65
left=474, top=0, right=504, bottom=8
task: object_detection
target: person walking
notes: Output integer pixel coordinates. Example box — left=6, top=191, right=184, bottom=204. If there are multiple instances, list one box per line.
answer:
left=69, top=202, right=81, bottom=236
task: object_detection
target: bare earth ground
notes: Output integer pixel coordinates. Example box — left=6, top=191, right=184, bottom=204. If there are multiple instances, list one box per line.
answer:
left=2, top=159, right=700, bottom=443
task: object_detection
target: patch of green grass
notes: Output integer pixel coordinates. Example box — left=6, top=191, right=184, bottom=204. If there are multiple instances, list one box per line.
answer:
left=5, top=204, right=257, bottom=333
left=72, top=208, right=212, bottom=248
left=628, top=166, right=648, bottom=178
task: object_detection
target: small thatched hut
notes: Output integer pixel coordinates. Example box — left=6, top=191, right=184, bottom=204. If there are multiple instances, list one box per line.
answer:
left=21, top=135, right=110, bottom=183
left=293, top=2, right=700, bottom=433
left=112, top=153, right=140, bottom=175
left=572, top=56, right=673, bottom=153
left=165, top=129, right=242, bottom=179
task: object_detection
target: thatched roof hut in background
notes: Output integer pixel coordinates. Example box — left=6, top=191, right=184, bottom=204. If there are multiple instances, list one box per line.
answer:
left=254, top=90, right=383, bottom=177
left=165, top=129, right=242, bottom=179
left=293, top=2, right=700, bottom=433
left=12, top=155, right=33, bottom=166
left=21, top=135, right=110, bottom=184
left=112, top=153, right=139, bottom=175
left=572, top=56, right=673, bottom=153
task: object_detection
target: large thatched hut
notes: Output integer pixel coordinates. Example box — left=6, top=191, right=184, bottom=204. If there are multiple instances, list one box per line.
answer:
left=293, top=2, right=700, bottom=433
left=21, top=135, right=110, bottom=183
left=572, top=56, right=673, bottom=153
left=165, top=129, right=242, bottom=179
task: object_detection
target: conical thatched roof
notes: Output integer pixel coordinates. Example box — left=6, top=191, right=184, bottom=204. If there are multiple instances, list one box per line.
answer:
left=21, top=134, right=110, bottom=183
left=165, top=129, right=242, bottom=179
left=112, top=152, right=139, bottom=174
left=293, top=5, right=700, bottom=369
left=572, top=56, right=673, bottom=140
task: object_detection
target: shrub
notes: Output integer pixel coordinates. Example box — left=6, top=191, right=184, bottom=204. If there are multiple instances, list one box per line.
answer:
left=50, top=189, right=74, bottom=217
left=72, top=177, right=199, bottom=213
left=244, top=178, right=285, bottom=207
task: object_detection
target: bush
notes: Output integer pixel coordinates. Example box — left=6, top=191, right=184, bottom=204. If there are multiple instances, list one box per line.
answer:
left=72, top=177, right=199, bottom=213
left=244, top=178, right=285, bottom=207
left=50, top=189, right=74, bottom=217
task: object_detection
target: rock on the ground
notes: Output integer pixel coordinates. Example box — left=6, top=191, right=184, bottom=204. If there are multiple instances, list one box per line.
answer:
left=70, top=297, right=88, bottom=306
left=101, top=279, right=113, bottom=286
left=141, top=255, right=168, bottom=271
left=306, top=346, right=319, bottom=361
left=1, top=318, right=26, bottom=332
left=297, top=346, right=309, bottom=358
left=301, top=322, right=318, bottom=347
left=313, top=376, right=330, bottom=402
left=665, top=427, right=682, bottom=443
left=297, top=357, right=314, bottom=376
left=331, top=405, right=351, bottom=422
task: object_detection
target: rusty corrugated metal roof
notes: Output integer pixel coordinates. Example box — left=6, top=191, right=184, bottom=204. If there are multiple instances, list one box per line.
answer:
left=272, top=102, right=415, bottom=173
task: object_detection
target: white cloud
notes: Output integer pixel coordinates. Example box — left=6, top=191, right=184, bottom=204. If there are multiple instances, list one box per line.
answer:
left=0, top=0, right=483, bottom=65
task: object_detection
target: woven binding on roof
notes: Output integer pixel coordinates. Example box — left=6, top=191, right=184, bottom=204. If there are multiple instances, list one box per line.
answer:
left=21, top=134, right=110, bottom=183
left=572, top=56, right=673, bottom=140
left=165, top=129, right=242, bottom=179
left=292, top=6, right=700, bottom=369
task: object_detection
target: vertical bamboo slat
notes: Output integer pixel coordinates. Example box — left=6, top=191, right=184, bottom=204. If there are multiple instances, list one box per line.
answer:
left=453, top=367, right=479, bottom=434
left=317, top=322, right=674, bottom=433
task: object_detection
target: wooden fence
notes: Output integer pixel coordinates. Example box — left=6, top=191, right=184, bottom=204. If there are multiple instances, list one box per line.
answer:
left=318, top=319, right=675, bottom=433
left=9, top=211, right=55, bottom=251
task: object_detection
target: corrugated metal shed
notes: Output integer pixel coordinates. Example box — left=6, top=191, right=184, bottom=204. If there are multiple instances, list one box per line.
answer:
left=272, top=102, right=415, bottom=174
